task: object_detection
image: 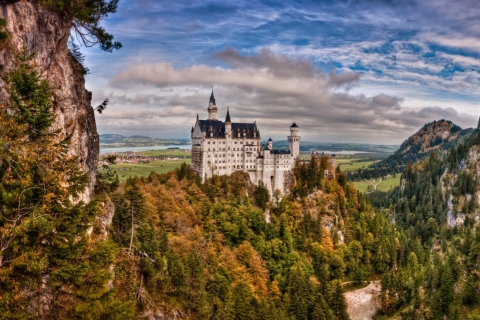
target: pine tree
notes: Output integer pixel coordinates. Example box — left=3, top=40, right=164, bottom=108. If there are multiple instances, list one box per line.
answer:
left=287, top=266, right=313, bottom=320
left=0, top=52, right=133, bottom=319
left=328, top=280, right=349, bottom=320
left=185, top=250, right=207, bottom=315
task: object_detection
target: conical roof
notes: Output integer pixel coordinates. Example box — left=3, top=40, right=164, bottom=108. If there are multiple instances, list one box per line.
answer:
left=209, top=88, right=216, bottom=105
left=225, top=107, right=231, bottom=122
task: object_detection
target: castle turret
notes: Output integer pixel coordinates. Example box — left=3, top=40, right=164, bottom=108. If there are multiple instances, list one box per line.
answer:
left=208, top=88, right=218, bottom=120
left=268, top=137, right=273, bottom=150
left=288, top=122, right=300, bottom=159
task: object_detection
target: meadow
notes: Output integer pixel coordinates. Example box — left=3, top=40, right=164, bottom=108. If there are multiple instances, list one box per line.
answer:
left=336, top=157, right=401, bottom=193
left=100, top=148, right=191, bottom=182
left=336, top=159, right=376, bottom=172
left=136, top=149, right=191, bottom=157
left=353, top=175, right=401, bottom=193
left=110, top=159, right=191, bottom=181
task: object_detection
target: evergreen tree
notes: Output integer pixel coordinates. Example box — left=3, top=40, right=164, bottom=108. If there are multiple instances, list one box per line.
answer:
left=328, top=280, right=349, bottom=320
left=287, top=266, right=313, bottom=320
left=0, top=52, right=133, bottom=319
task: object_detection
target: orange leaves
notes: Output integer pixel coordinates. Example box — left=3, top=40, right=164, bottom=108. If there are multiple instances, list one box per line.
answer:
left=322, top=229, right=335, bottom=252
left=217, top=241, right=270, bottom=297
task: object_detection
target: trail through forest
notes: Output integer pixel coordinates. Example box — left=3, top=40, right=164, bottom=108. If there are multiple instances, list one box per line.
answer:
left=344, top=281, right=381, bottom=320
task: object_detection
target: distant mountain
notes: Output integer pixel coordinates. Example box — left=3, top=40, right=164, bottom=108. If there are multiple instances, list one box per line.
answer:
left=376, top=119, right=474, bottom=169
left=99, top=134, right=190, bottom=148
left=273, top=140, right=398, bottom=154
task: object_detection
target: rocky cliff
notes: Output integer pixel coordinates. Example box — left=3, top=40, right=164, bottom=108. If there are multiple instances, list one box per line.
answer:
left=0, top=1, right=98, bottom=201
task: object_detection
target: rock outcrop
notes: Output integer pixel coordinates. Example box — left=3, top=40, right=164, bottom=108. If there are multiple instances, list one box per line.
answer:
left=0, top=1, right=99, bottom=201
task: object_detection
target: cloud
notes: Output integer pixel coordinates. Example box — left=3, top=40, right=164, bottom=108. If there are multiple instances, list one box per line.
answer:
left=436, top=52, right=480, bottom=67
left=213, top=47, right=317, bottom=78
left=99, top=49, right=478, bottom=143
left=82, top=0, right=480, bottom=143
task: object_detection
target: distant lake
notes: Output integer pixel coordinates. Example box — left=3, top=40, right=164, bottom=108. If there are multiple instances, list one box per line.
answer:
left=100, top=146, right=370, bottom=155
left=100, top=144, right=191, bottom=154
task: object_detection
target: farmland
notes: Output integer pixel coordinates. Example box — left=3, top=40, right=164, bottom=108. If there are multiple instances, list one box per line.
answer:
left=100, top=149, right=191, bottom=182
left=108, top=159, right=191, bottom=181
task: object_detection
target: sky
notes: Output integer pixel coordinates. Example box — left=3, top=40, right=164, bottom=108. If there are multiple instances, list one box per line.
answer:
left=82, top=0, right=480, bottom=144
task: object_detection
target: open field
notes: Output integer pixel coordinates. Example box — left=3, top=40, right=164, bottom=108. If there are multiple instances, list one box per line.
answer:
left=338, top=160, right=377, bottom=172
left=136, top=149, right=191, bottom=157
left=107, top=159, right=191, bottom=182
left=353, top=175, right=401, bottom=193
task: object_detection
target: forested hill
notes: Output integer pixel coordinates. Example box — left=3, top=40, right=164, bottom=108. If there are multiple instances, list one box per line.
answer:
left=376, top=119, right=473, bottom=171
left=366, top=123, right=480, bottom=319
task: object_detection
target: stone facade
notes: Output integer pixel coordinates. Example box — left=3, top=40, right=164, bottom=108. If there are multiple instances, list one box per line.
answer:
left=191, top=91, right=300, bottom=195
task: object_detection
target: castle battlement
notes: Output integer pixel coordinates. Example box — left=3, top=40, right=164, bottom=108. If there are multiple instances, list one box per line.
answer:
left=191, top=90, right=300, bottom=196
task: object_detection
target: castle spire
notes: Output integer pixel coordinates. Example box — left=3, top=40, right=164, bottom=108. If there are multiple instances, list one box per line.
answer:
left=208, top=88, right=218, bottom=120
left=225, top=107, right=231, bottom=123
left=209, top=87, right=216, bottom=105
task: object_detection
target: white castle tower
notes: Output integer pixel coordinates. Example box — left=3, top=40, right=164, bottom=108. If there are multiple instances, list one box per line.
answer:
left=288, top=122, right=300, bottom=159
left=208, top=89, right=217, bottom=120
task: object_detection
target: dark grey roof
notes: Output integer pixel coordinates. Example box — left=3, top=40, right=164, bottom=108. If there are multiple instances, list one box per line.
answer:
left=291, top=122, right=299, bottom=128
left=232, top=122, right=259, bottom=138
left=198, top=120, right=259, bottom=139
left=271, top=150, right=291, bottom=155
left=268, top=137, right=273, bottom=141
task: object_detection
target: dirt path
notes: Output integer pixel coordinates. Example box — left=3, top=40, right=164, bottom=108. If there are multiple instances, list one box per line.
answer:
left=344, top=281, right=381, bottom=320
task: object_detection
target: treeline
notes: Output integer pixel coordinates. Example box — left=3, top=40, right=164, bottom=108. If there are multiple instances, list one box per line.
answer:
left=346, top=166, right=400, bottom=182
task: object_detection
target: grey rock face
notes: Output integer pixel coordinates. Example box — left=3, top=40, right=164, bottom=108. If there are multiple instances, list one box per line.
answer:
left=0, top=1, right=99, bottom=202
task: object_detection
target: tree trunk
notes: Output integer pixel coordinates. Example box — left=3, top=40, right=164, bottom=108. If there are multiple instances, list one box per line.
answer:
left=38, top=274, right=44, bottom=319
left=129, top=202, right=134, bottom=255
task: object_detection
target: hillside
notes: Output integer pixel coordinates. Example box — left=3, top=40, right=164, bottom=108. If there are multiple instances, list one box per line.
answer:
left=378, top=119, right=473, bottom=169
left=100, top=134, right=189, bottom=148
left=366, top=124, right=480, bottom=319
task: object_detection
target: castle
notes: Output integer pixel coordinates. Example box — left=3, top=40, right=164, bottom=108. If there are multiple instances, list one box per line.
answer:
left=191, top=90, right=300, bottom=195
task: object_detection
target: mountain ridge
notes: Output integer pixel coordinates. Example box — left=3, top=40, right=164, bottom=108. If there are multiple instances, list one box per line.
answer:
left=99, top=134, right=190, bottom=147
left=376, top=119, right=473, bottom=170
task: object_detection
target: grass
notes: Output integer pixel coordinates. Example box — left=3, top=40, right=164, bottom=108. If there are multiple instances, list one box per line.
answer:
left=339, top=160, right=376, bottom=172
left=107, top=159, right=191, bottom=182
left=136, top=149, right=191, bottom=157
left=353, top=175, right=401, bottom=193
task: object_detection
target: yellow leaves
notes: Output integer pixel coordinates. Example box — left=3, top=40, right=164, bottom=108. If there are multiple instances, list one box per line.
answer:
left=215, top=241, right=270, bottom=297
left=322, top=228, right=335, bottom=252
